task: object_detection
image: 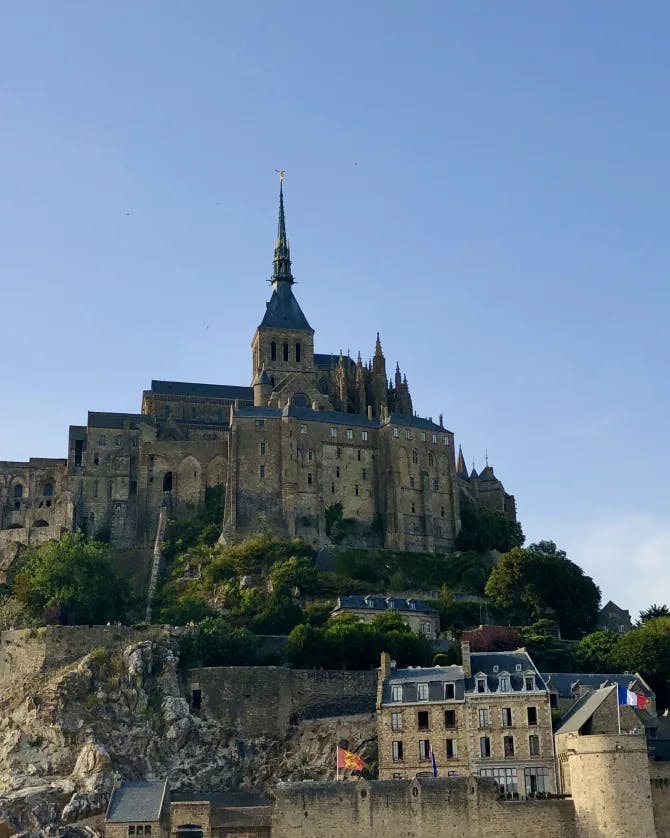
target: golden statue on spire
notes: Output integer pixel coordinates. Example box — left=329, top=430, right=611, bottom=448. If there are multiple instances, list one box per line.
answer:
left=274, top=168, right=285, bottom=181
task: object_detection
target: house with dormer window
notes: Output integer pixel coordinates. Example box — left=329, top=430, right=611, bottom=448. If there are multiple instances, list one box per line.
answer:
left=376, top=642, right=556, bottom=795
left=331, top=595, right=440, bottom=637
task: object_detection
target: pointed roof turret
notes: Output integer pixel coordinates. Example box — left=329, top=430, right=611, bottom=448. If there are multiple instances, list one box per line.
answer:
left=259, top=177, right=313, bottom=333
left=470, top=460, right=479, bottom=479
left=456, top=445, right=469, bottom=479
left=272, top=179, right=293, bottom=285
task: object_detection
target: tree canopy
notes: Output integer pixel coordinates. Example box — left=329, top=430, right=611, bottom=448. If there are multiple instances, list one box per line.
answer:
left=454, top=494, right=525, bottom=554
left=638, top=604, right=670, bottom=625
left=484, top=541, right=601, bottom=638
left=612, top=617, right=670, bottom=710
left=12, top=532, right=127, bottom=625
left=286, top=612, right=433, bottom=670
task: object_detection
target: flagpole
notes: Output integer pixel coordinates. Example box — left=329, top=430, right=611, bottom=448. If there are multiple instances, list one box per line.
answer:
left=336, top=746, right=339, bottom=782
left=617, top=686, right=621, bottom=735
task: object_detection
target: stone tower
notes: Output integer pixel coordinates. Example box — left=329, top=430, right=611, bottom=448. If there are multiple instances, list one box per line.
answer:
left=250, top=181, right=316, bottom=399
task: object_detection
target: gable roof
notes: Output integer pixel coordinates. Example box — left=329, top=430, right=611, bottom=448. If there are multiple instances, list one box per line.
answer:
left=542, top=672, right=654, bottom=699
left=106, top=780, right=168, bottom=823
left=149, top=381, right=253, bottom=401
left=333, top=595, right=438, bottom=614
left=88, top=412, right=155, bottom=430
left=554, top=686, right=614, bottom=735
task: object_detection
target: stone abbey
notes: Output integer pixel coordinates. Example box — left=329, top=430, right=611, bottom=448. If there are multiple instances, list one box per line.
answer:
left=0, top=184, right=516, bottom=576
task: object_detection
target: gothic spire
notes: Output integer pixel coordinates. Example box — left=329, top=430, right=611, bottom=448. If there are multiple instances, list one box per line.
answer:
left=456, top=445, right=469, bottom=479
left=272, top=179, right=293, bottom=285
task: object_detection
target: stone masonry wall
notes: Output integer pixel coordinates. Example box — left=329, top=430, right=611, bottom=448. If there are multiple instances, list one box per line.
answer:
left=271, top=776, right=577, bottom=838
left=186, top=667, right=377, bottom=738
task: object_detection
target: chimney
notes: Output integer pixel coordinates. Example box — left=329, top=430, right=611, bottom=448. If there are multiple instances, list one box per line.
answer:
left=461, top=641, right=472, bottom=677
left=380, top=651, right=392, bottom=680
left=377, top=651, right=392, bottom=709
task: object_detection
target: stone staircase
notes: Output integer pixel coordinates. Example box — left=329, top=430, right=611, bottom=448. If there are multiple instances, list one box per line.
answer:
left=145, top=502, right=170, bottom=623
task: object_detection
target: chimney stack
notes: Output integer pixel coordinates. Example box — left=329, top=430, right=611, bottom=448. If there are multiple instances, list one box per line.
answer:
left=461, top=640, right=472, bottom=677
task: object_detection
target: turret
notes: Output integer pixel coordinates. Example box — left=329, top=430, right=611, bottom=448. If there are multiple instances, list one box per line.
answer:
left=252, top=366, right=272, bottom=407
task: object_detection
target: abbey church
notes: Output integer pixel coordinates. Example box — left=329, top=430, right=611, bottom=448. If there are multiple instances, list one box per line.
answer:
left=0, top=185, right=515, bottom=577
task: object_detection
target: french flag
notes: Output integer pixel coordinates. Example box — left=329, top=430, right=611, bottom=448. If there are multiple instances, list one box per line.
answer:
left=617, top=684, right=648, bottom=708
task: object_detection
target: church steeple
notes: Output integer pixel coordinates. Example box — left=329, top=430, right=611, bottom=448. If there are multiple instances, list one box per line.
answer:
left=272, top=179, right=293, bottom=286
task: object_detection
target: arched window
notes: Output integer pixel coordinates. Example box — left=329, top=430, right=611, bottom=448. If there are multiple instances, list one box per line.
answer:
left=177, top=826, right=203, bottom=838
left=162, top=472, right=173, bottom=492
left=283, top=342, right=289, bottom=362
left=33, top=519, right=49, bottom=528
left=296, top=342, right=302, bottom=363
left=270, top=341, right=277, bottom=361
left=292, top=393, right=310, bottom=408
left=412, top=449, right=419, bottom=465
left=13, top=484, right=23, bottom=499
left=42, top=483, right=54, bottom=497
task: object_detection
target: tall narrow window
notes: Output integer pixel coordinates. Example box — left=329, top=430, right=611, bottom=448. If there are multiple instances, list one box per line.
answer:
left=259, top=465, right=265, bottom=478
left=529, top=735, right=540, bottom=756
left=13, top=484, right=23, bottom=499
left=502, top=708, right=512, bottom=727
left=444, top=709, right=456, bottom=728
left=355, top=484, right=359, bottom=496
left=527, top=707, right=538, bottom=726
left=418, top=740, right=431, bottom=761
left=391, top=712, right=403, bottom=731
left=392, top=741, right=404, bottom=762
left=129, top=480, right=137, bottom=496
left=260, top=441, right=266, bottom=456
left=480, top=736, right=491, bottom=758
left=446, top=739, right=457, bottom=759
left=162, top=472, right=173, bottom=492
left=307, top=473, right=313, bottom=485
left=417, top=711, right=429, bottom=730
left=271, top=341, right=277, bottom=361
left=295, top=342, right=301, bottom=362
left=417, top=683, right=429, bottom=701
left=42, top=483, right=54, bottom=497
left=504, top=736, right=515, bottom=757
left=74, top=439, right=84, bottom=466
left=283, top=342, right=289, bottom=361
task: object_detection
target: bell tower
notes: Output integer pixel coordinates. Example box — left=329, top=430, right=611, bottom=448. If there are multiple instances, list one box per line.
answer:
left=251, top=175, right=316, bottom=401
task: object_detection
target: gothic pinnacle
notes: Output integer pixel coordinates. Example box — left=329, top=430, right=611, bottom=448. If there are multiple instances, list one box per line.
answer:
left=272, top=173, right=293, bottom=284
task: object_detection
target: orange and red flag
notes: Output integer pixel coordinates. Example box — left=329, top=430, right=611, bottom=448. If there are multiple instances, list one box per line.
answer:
left=337, top=746, right=365, bottom=771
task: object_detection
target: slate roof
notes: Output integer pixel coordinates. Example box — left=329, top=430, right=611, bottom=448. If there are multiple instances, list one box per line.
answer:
left=382, top=665, right=466, bottom=704
left=88, top=412, right=155, bottom=430
left=282, top=406, right=380, bottom=428
left=106, top=779, right=168, bottom=823
left=234, top=406, right=284, bottom=420
left=149, top=381, right=253, bottom=401
left=383, top=413, right=450, bottom=433
left=333, top=595, right=438, bottom=614
left=542, top=672, right=654, bottom=700
left=314, top=353, right=356, bottom=369
left=467, top=650, right=547, bottom=693
left=554, top=686, right=614, bottom=735
left=259, top=285, right=313, bottom=331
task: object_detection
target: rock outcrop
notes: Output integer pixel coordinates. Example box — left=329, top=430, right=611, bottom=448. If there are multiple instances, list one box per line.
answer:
left=0, top=638, right=376, bottom=837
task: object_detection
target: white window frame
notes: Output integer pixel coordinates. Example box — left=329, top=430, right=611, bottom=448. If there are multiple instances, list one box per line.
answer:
left=444, top=682, right=455, bottom=700
left=330, top=427, right=337, bottom=438
left=393, top=428, right=399, bottom=438
left=362, top=430, right=368, bottom=441
left=391, top=712, right=403, bottom=732
left=391, top=685, right=402, bottom=702
left=417, top=683, right=429, bottom=701
left=446, top=738, right=457, bottom=759
left=346, top=429, right=353, bottom=440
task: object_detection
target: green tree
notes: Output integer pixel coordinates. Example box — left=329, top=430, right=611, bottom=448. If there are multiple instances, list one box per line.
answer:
left=484, top=541, right=600, bottom=638
left=612, top=617, right=670, bottom=710
left=455, top=494, right=525, bottom=554
left=12, top=532, right=127, bottom=625
left=573, top=630, right=621, bottom=672
left=179, top=615, right=259, bottom=668
left=638, top=604, right=670, bottom=625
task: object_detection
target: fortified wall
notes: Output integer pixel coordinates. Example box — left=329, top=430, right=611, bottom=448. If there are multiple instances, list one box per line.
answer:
left=272, top=776, right=577, bottom=838
left=186, top=666, right=377, bottom=737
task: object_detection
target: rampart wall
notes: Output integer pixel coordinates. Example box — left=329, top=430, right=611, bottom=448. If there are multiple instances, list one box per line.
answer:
left=271, top=776, right=577, bottom=838
left=186, top=666, right=377, bottom=737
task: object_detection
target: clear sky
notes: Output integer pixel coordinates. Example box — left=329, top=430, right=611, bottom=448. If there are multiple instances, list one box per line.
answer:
left=1, top=2, right=668, bottom=618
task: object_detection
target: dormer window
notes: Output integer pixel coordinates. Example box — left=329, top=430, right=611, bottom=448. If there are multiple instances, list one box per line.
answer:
left=515, top=664, right=522, bottom=672
left=408, top=600, right=416, bottom=610
left=476, top=677, right=487, bottom=694
left=492, top=666, right=499, bottom=673
left=444, top=682, right=455, bottom=700
left=499, top=675, right=510, bottom=692
left=391, top=685, right=402, bottom=702
left=417, top=683, right=429, bottom=701
left=524, top=675, right=535, bottom=691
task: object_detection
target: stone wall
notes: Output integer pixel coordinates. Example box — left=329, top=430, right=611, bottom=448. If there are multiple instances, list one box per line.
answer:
left=650, top=762, right=670, bottom=837
left=563, top=733, right=656, bottom=838
left=271, top=776, right=577, bottom=838
left=186, top=667, right=377, bottom=737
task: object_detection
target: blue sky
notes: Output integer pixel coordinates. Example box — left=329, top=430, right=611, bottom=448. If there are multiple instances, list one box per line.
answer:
left=1, top=2, right=668, bottom=617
